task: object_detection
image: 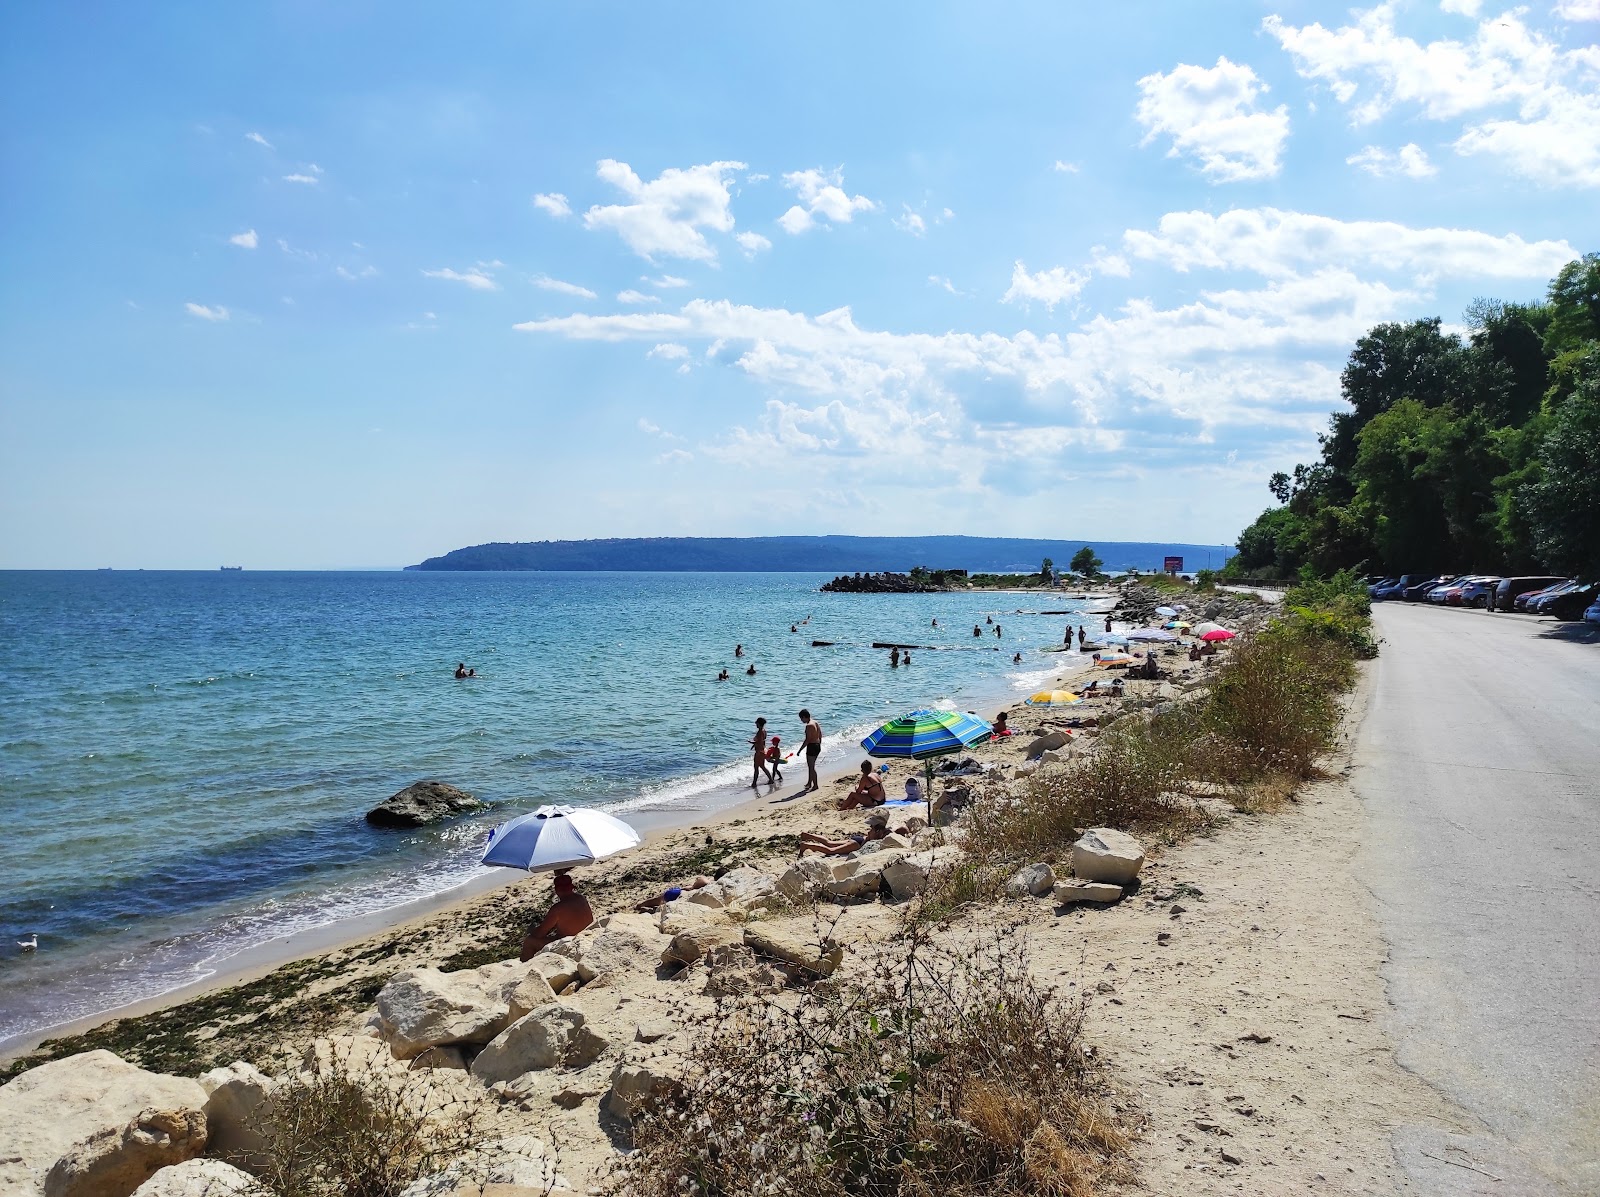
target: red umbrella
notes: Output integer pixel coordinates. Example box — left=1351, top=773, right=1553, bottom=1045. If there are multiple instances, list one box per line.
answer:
left=1199, top=628, right=1236, bottom=642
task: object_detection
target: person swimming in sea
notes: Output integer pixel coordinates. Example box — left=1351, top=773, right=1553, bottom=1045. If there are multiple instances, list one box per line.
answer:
left=717, top=668, right=730, bottom=681
left=746, top=663, right=756, bottom=675
left=454, top=663, right=468, bottom=679
left=735, top=643, right=744, bottom=658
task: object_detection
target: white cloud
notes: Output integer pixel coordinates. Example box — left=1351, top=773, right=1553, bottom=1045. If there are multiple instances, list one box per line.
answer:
left=777, top=168, right=877, bottom=234
left=422, top=266, right=499, bottom=291
left=647, top=343, right=690, bottom=360
left=1090, top=246, right=1132, bottom=277
left=644, top=274, right=690, bottom=289
left=1346, top=142, right=1438, bottom=178
left=336, top=264, right=379, bottom=280
left=735, top=230, right=772, bottom=257
left=928, top=275, right=961, bottom=295
left=617, top=289, right=660, bottom=305
left=1122, top=207, right=1576, bottom=279
left=532, top=192, right=571, bottom=218
left=582, top=158, right=745, bottom=261
left=1135, top=56, right=1291, bottom=182
left=277, top=238, right=317, bottom=261
left=229, top=229, right=259, bottom=249
left=185, top=302, right=229, bottom=322
left=1265, top=6, right=1600, bottom=186
left=1440, top=0, right=1481, bottom=14
left=1053, top=160, right=1081, bottom=173
left=657, top=448, right=694, bottom=464
left=283, top=173, right=319, bottom=185
left=894, top=207, right=927, bottom=236
left=245, top=132, right=273, bottom=149
left=1003, top=262, right=1092, bottom=310
left=1554, top=0, right=1600, bottom=17
left=532, top=274, right=598, bottom=300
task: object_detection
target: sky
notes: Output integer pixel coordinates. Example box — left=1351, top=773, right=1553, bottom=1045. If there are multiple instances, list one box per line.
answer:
left=1, top=1, right=1595, bottom=569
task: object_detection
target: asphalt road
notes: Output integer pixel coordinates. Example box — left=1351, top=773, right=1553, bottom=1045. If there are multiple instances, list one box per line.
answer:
left=1355, top=602, right=1600, bottom=1194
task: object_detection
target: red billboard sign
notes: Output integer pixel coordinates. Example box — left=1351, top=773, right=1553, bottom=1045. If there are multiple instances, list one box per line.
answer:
left=1163, top=556, right=1183, bottom=574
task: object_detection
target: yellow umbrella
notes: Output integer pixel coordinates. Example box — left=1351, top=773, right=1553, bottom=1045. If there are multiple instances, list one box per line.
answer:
left=1025, top=689, right=1083, bottom=706
left=1166, top=619, right=1192, bottom=630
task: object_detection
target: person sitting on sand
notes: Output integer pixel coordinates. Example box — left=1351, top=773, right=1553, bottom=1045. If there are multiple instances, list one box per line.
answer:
left=905, top=775, right=923, bottom=806
left=993, top=711, right=1012, bottom=737
left=454, top=662, right=468, bottom=679
left=520, top=872, right=593, bottom=961
left=634, top=876, right=712, bottom=913
left=838, top=760, right=886, bottom=809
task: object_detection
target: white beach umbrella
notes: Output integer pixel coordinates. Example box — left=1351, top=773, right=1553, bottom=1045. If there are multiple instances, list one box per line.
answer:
left=481, top=804, right=641, bottom=873
left=1190, top=621, right=1229, bottom=636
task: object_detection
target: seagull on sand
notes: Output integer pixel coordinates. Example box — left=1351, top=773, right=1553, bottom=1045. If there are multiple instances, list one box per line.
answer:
left=17, top=934, right=37, bottom=952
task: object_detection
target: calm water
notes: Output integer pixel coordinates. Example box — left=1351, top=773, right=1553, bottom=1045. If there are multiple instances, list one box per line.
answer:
left=0, top=570, right=1105, bottom=1044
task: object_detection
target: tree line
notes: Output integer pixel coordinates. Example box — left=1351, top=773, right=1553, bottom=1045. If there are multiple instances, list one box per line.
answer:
left=1225, top=252, right=1600, bottom=583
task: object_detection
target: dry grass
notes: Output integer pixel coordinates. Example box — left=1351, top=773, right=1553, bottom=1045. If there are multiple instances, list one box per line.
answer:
left=615, top=928, right=1133, bottom=1197
left=251, top=1045, right=484, bottom=1197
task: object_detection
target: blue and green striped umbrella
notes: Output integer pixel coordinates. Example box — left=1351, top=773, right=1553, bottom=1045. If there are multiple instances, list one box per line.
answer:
left=860, top=708, right=994, bottom=759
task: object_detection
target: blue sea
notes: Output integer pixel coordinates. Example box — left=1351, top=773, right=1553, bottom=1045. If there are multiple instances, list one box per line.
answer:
left=0, top=570, right=1109, bottom=1046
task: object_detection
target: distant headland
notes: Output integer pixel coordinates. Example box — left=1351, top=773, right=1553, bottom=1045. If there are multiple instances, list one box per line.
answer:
left=405, top=535, right=1234, bottom=574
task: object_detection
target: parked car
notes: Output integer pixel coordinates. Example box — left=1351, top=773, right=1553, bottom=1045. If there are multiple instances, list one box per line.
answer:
left=1546, top=583, right=1599, bottom=621
left=1429, top=577, right=1479, bottom=604
left=1403, top=576, right=1456, bottom=601
left=1490, top=576, right=1567, bottom=612
left=1455, top=577, right=1501, bottom=607
left=1517, top=580, right=1573, bottom=612
left=1371, top=576, right=1417, bottom=601
left=1584, top=598, right=1600, bottom=624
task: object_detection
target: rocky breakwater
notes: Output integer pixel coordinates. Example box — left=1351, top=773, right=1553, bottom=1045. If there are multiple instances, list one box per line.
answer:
left=1113, top=583, right=1269, bottom=629
left=820, top=571, right=949, bottom=593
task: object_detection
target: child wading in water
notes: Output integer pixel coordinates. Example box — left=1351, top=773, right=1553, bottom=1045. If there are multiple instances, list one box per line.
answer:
left=766, top=735, right=787, bottom=783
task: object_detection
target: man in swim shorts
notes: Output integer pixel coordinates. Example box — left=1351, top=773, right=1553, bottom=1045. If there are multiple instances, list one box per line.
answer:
left=519, top=872, right=594, bottom=961
left=799, top=708, right=822, bottom=794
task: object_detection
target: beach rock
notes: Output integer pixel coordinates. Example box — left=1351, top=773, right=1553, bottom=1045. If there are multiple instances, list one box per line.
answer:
left=397, top=1134, right=567, bottom=1197
left=1005, top=862, right=1057, bottom=899
left=298, top=1033, right=397, bottom=1079
left=0, top=1051, right=208, bottom=1197
left=504, top=970, right=560, bottom=1023
left=409, top=1045, right=469, bottom=1072
left=197, top=1061, right=272, bottom=1169
left=823, top=865, right=882, bottom=901
left=686, top=886, right=727, bottom=909
left=877, top=832, right=911, bottom=849
left=527, top=951, right=579, bottom=993
left=44, top=1107, right=208, bottom=1197
left=365, top=780, right=480, bottom=828
left=1053, top=879, right=1124, bottom=905
left=661, top=921, right=743, bottom=965
left=717, top=866, right=778, bottom=908
left=606, top=1051, right=687, bottom=1118
left=375, top=967, right=516, bottom=1059
left=776, top=857, right=833, bottom=901
left=572, top=914, right=661, bottom=986
left=471, top=1004, right=607, bottom=1084
left=1071, top=828, right=1146, bottom=885
left=1022, top=731, right=1070, bottom=759
left=881, top=846, right=964, bottom=899
left=744, top=925, right=843, bottom=978
left=656, top=899, right=726, bottom=937
left=130, top=1159, right=262, bottom=1197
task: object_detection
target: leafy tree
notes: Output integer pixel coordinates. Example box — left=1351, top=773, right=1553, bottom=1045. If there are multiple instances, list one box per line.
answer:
left=1039, top=557, right=1054, bottom=580
left=1069, top=546, right=1101, bottom=576
left=1524, top=373, right=1600, bottom=578
left=1545, top=252, right=1600, bottom=355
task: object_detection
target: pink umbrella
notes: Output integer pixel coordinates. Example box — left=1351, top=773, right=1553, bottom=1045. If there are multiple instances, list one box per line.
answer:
left=1199, top=628, right=1236, bottom=642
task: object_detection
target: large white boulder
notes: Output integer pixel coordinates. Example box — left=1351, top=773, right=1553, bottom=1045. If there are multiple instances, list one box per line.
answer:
left=661, top=921, right=743, bottom=966
left=504, top=969, right=559, bottom=1024
left=1071, top=828, right=1146, bottom=885
left=881, top=846, right=963, bottom=899
left=374, top=966, right=516, bottom=1059
left=196, top=1061, right=273, bottom=1170
left=775, top=857, right=834, bottom=901
left=1004, top=862, right=1057, bottom=899
left=572, top=913, right=662, bottom=986
left=744, top=925, right=843, bottom=978
left=606, top=1049, right=687, bottom=1119
left=0, top=1050, right=207, bottom=1197
left=717, top=866, right=779, bottom=907
left=526, top=950, right=579, bottom=993
left=131, top=1159, right=262, bottom=1196
left=470, top=1004, right=609, bottom=1085
left=43, top=1107, right=208, bottom=1197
